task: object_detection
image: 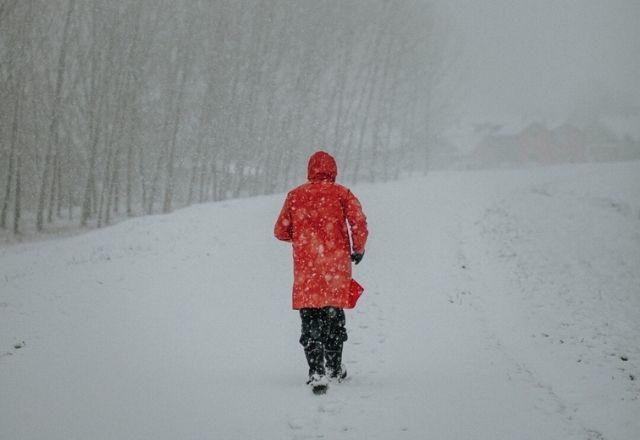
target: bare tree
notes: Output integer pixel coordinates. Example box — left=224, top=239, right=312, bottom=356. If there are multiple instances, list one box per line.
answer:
left=0, top=0, right=461, bottom=236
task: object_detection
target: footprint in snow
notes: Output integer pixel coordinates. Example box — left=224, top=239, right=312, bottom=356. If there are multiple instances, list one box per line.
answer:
left=318, top=404, right=339, bottom=415
left=287, top=420, right=303, bottom=431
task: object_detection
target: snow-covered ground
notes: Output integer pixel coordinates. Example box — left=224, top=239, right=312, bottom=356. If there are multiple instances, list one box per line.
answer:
left=1, top=162, right=639, bottom=440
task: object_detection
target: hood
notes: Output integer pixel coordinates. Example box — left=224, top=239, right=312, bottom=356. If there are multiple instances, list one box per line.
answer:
left=307, top=151, right=337, bottom=182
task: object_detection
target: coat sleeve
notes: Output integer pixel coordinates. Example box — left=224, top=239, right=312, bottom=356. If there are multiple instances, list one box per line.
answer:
left=344, top=190, right=368, bottom=254
left=274, top=193, right=293, bottom=242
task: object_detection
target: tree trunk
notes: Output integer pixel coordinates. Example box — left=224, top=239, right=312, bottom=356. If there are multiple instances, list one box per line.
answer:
left=162, top=64, right=187, bottom=214
left=126, top=143, right=134, bottom=217
left=0, top=106, right=16, bottom=229
left=81, top=134, right=99, bottom=227
left=13, top=147, right=22, bottom=234
left=47, top=149, right=59, bottom=223
left=36, top=0, right=75, bottom=231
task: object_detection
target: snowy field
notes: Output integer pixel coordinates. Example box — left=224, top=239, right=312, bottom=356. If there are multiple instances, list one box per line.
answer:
left=1, top=161, right=639, bottom=440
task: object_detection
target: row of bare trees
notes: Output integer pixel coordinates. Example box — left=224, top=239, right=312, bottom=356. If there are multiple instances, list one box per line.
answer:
left=0, top=0, right=461, bottom=235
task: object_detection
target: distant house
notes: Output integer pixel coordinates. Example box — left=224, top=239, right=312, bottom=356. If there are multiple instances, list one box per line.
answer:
left=465, top=121, right=640, bottom=169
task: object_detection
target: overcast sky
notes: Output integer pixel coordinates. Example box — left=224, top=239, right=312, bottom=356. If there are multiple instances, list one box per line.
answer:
left=437, top=0, right=640, bottom=126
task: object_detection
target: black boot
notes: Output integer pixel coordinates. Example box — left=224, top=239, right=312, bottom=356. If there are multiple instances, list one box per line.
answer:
left=304, top=341, right=325, bottom=382
left=325, top=344, right=347, bottom=381
left=324, top=307, right=348, bottom=381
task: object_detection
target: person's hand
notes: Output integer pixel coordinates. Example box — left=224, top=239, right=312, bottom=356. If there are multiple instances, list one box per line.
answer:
left=351, top=251, right=364, bottom=265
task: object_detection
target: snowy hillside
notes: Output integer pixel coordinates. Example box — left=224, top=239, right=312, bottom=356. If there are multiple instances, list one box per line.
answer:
left=1, top=162, right=639, bottom=440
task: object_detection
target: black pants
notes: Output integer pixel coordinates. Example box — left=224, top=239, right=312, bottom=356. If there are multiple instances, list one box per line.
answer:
left=300, top=307, right=347, bottom=376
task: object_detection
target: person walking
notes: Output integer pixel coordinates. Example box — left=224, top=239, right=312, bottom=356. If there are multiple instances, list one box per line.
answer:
left=274, top=151, right=368, bottom=393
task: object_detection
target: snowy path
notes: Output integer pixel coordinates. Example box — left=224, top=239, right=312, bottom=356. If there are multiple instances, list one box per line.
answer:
left=1, top=162, right=639, bottom=439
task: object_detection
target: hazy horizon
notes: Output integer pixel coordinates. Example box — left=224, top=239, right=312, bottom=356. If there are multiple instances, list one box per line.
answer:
left=439, top=0, right=640, bottom=127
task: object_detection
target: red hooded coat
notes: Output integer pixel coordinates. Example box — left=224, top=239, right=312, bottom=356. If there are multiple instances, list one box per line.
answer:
left=274, top=151, right=368, bottom=309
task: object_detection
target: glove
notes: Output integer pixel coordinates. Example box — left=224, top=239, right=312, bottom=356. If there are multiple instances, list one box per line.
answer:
left=350, top=251, right=364, bottom=265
